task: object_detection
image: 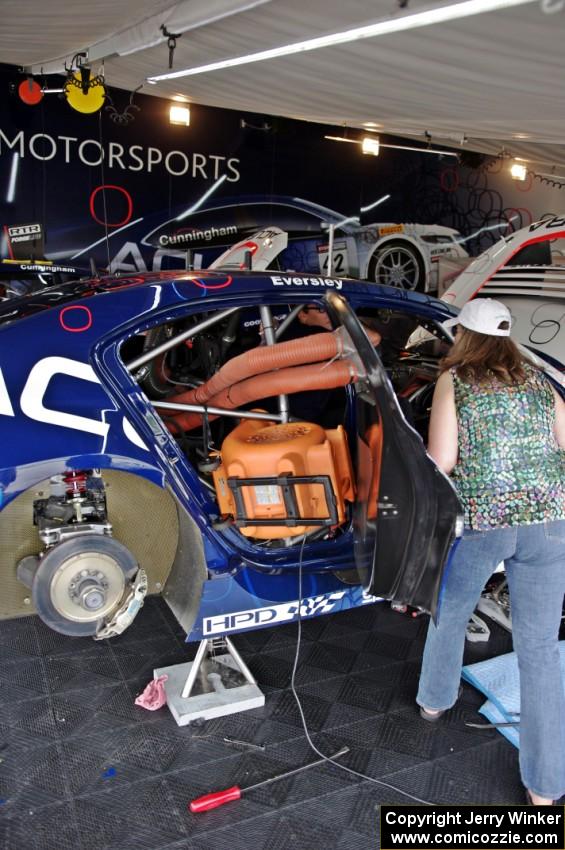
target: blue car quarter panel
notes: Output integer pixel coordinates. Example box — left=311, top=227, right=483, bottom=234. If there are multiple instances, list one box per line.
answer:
left=0, top=272, right=236, bottom=490
left=0, top=269, right=461, bottom=641
left=0, top=295, right=159, bottom=499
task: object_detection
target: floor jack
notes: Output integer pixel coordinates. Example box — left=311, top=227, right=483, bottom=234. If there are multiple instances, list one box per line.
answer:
left=155, top=635, right=265, bottom=726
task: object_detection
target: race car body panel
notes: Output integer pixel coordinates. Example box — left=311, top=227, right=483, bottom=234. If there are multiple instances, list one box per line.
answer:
left=442, top=215, right=565, bottom=362
left=0, top=270, right=473, bottom=641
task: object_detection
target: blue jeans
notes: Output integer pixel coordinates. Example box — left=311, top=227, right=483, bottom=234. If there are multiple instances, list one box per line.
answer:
left=417, top=519, right=565, bottom=800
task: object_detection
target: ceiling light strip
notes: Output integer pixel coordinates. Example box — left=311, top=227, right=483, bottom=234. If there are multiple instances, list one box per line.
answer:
left=324, top=135, right=459, bottom=157
left=381, top=142, right=458, bottom=156
left=325, top=136, right=359, bottom=144
left=148, top=0, right=536, bottom=81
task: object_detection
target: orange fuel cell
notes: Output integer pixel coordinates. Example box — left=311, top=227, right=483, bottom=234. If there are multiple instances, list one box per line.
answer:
left=213, top=418, right=355, bottom=539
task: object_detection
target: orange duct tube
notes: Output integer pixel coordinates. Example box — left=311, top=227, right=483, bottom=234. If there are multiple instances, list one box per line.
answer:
left=168, top=330, right=345, bottom=410
left=171, top=359, right=358, bottom=431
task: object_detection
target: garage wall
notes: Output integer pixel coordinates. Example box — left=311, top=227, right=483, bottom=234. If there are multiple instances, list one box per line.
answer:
left=1, top=66, right=563, bottom=271
left=415, top=157, right=565, bottom=256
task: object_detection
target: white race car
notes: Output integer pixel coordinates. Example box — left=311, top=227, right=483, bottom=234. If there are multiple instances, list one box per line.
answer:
left=317, top=221, right=469, bottom=294
left=442, top=215, right=565, bottom=363
left=144, top=195, right=468, bottom=294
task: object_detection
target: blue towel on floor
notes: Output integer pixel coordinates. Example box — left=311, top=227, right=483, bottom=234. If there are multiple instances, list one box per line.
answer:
left=462, top=642, right=565, bottom=750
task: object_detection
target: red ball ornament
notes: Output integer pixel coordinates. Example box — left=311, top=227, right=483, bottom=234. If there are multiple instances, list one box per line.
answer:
left=18, top=78, right=43, bottom=106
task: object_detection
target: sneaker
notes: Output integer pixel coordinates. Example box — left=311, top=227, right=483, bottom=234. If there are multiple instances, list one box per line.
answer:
left=419, top=706, right=445, bottom=722
left=525, top=790, right=555, bottom=806
left=419, top=685, right=463, bottom=722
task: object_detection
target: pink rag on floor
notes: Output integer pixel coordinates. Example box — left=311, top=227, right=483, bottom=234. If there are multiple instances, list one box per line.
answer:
left=134, top=674, right=168, bottom=710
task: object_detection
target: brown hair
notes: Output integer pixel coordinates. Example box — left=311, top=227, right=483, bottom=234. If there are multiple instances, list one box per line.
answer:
left=440, top=325, right=528, bottom=384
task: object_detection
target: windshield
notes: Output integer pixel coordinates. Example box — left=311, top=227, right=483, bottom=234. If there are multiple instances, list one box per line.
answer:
left=0, top=271, right=80, bottom=301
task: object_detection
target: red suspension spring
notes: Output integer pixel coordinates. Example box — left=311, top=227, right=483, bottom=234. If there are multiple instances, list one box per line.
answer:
left=63, top=471, right=88, bottom=496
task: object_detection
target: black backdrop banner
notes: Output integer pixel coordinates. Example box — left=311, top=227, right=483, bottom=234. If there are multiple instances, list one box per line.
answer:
left=0, top=65, right=448, bottom=273
left=3, top=65, right=554, bottom=274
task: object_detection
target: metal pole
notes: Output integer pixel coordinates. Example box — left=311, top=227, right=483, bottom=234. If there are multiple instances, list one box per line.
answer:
left=155, top=402, right=283, bottom=422
left=127, top=307, right=239, bottom=372
left=259, top=304, right=289, bottom=423
left=225, top=636, right=258, bottom=685
left=275, top=303, right=304, bottom=339
left=327, top=223, right=335, bottom=276
left=181, top=638, right=209, bottom=699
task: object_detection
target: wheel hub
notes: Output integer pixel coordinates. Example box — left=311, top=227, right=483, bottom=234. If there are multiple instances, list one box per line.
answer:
left=374, top=245, right=419, bottom=290
left=69, top=568, right=110, bottom=611
left=390, top=267, right=404, bottom=286
left=49, top=551, right=127, bottom=623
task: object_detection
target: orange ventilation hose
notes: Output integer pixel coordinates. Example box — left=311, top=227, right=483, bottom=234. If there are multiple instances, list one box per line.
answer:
left=170, top=359, right=358, bottom=431
left=168, top=331, right=345, bottom=410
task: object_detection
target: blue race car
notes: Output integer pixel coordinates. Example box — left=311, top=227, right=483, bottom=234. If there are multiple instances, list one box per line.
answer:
left=0, top=266, right=473, bottom=642
left=0, top=259, right=89, bottom=301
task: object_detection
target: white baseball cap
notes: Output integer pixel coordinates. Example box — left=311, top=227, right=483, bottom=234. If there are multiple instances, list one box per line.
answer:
left=443, top=298, right=512, bottom=337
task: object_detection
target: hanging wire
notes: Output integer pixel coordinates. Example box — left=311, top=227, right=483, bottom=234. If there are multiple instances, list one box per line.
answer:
left=289, top=539, right=436, bottom=805
left=40, top=84, right=47, bottom=254
left=105, top=85, right=142, bottom=126
left=97, top=109, right=111, bottom=270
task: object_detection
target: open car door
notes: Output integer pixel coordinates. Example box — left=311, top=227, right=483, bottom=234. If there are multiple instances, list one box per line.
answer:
left=325, top=291, right=462, bottom=619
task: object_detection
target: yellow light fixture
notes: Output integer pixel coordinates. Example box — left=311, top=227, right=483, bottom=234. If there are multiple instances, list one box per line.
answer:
left=169, top=104, right=190, bottom=126
left=64, top=69, right=106, bottom=114
left=361, top=136, right=380, bottom=156
left=510, top=162, right=527, bottom=181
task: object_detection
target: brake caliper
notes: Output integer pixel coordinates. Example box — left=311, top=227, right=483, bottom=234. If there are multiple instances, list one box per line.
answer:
left=94, top=569, right=148, bottom=640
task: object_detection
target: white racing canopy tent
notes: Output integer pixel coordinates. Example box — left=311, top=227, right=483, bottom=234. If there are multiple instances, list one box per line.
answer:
left=1, top=0, right=564, bottom=165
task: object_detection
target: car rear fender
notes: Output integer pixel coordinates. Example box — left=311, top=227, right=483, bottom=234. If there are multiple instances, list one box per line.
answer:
left=0, top=466, right=207, bottom=635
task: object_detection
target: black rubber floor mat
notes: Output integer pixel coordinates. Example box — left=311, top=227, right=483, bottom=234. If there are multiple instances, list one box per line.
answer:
left=0, top=596, right=548, bottom=850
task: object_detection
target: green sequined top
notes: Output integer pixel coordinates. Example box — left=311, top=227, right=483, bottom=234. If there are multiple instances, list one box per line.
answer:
left=450, top=364, right=565, bottom=530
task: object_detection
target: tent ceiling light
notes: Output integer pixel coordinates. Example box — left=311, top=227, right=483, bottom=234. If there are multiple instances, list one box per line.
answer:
left=510, top=162, right=527, bottom=181
left=361, top=136, right=380, bottom=156
left=324, top=135, right=459, bottom=158
left=147, top=0, right=537, bottom=82
left=170, top=104, right=191, bottom=125
left=324, top=135, right=358, bottom=145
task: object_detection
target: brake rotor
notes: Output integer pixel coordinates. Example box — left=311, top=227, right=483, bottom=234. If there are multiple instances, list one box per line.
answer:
left=50, top=552, right=126, bottom=622
left=32, top=535, right=138, bottom=636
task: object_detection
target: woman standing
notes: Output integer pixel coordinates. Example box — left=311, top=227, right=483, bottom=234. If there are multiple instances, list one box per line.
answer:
left=416, top=298, right=565, bottom=806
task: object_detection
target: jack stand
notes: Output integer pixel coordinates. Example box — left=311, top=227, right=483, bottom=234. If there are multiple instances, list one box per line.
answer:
left=476, top=579, right=512, bottom=633
left=154, top=636, right=265, bottom=727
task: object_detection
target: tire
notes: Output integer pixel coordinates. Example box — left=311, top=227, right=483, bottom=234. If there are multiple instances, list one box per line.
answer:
left=368, top=240, right=426, bottom=292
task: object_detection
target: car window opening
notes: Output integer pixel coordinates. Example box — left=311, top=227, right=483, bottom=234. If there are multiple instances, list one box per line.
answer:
left=122, top=302, right=448, bottom=551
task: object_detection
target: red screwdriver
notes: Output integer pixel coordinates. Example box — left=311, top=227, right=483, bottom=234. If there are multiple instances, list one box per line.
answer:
left=189, top=745, right=350, bottom=813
